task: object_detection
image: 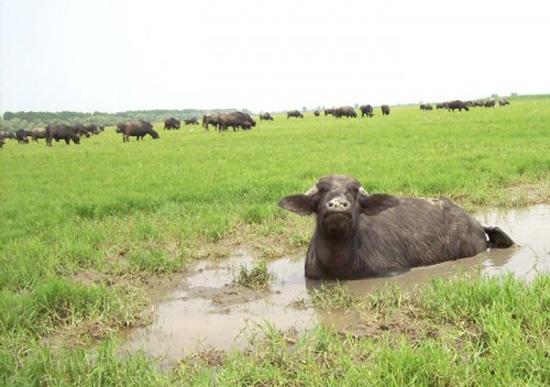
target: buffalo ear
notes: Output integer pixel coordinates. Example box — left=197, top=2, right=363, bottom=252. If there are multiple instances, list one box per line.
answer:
left=359, top=194, right=399, bottom=216
left=278, top=195, right=317, bottom=216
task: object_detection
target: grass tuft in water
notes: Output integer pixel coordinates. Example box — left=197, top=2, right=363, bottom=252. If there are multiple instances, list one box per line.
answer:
left=234, top=259, right=274, bottom=291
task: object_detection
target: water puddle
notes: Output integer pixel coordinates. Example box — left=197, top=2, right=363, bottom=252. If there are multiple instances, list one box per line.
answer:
left=125, top=205, right=550, bottom=364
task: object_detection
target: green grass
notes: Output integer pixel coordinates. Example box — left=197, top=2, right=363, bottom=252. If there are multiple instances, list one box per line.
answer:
left=0, top=97, right=549, bottom=385
left=234, top=259, right=274, bottom=290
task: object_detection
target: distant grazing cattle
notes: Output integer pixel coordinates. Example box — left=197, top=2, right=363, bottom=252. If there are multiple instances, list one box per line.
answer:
left=0, top=131, right=15, bottom=140
left=259, top=112, right=273, bottom=121
left=164, top=117, right=181, bottom=130
left=202, top=114, right=220, bottom=130
left=447, top=100, right=470, bottom=111
left=117, top=121, right=159, bottom=142
left=287, top=110, right=304, bottom=119
left=327, top=106, right=357, bottom=118
left=484, top=99, right=496, bottom=108
left=324, top=108, right=335, bottom=116
left=29, top=128, right=47, bottom=142
left=0, top=137, right=4, bottom=148
left=15, top=129, right=31, bottom=144
left=498, top=99, right=510, bottom=106
left=359, top=105, right=374, bottom=117
left=381, top=105, right=390, bottom=116
left=278, top=175, right=514, bottom=279
left=45, top=125, right=81, bottom=146
left=436, top=102, right=447, bottom=109
left=314, top=110, right=320, bottom=117
left=184, top=117, right=199, bottom=125
left=420, top=104, right=433, bottom=111
left=218, top=112, right=256, bottom=131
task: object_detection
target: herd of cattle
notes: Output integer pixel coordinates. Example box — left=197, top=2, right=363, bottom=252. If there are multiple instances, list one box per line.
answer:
left=0, top=99, right=512, bottom=148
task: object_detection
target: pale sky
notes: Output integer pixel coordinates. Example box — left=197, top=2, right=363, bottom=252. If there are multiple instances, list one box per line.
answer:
left=1, top=0, right=549, bottom=113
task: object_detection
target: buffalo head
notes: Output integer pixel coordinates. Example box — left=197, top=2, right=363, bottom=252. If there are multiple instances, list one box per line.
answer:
left=279, top=175, right=398, bottom=238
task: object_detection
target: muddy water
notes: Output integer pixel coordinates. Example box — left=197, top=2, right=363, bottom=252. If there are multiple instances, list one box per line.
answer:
left=125, top=205, right=550, bottom=363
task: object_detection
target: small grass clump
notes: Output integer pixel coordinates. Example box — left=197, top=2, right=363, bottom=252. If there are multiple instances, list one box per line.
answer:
left=234, top=259, right=274, bottom=291
left=309, top=282, right=365, bottom=311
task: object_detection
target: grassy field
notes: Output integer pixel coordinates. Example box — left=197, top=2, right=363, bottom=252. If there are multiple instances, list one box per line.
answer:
left=1, top=97, right=549, bottom=385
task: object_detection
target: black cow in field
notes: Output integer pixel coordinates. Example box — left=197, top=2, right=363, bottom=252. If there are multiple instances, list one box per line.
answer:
left=279, top=175, right=514, bottom=279
left=45, top=125, right=81, bottom=146
left=484, top=99, right=496, bottom=108
left=326, top=106, right=357, bottom=118
left=436, top=102, right=448, bottom=109
left=0, top=131, right=15, bottom=140
left=287, top=110, right=304, bottom=119
left=498, top=99, right=510, bottom=106
left=218, top=112, right=256, bottom=131
left=381, top=105, right=390, bottom=116
left=314, top=110, right=320, bottom=117
left=259, top=112, right=273, bottom=121
left=29, top=128, right=47, bottom=142
left=359, top=105, right=374, bottom=117
left=164, top=117, right=181, bottom=130
left=184, top=117, right=199, bottom=125
left=117, top=121, right=160, bottom=142
left=447, top=100, right=470, bottom=111
left=84, top=124, right=103, bottom=135
left=202, top=114, right=220, bottom=130
left=15, top=129, right=31, bottom=144
left=420, top=104, right=433, bottom=111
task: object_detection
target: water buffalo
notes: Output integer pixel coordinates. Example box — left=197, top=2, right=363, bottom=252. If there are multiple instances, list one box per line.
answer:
left=359, top=105, right=374, bottom=117
left=324, top=108, right=335, bottom=116
left=259, top=112, right=273, bottom=121
left=164, top=117, right=181, bottom=130
left=328, top=106, right=357, bottom=118
left=447, top=100, right=469, bottom=111
left=218, top=112, right=256, bottom=131
left=202, top=114, right=220, bottom=130
left=287, top=110, right=304, bottom=119
left=0, top=131, right=15, bottom=140
left=117, top=121, right=159, bottom=142
left=420, top=104, right=433, bottom=111
left=381, top=105, right=390, bottom=116
left=484, top=99, right=496, bottom=108
left=436, top=102, right=447, bottom=109
left=184, top=117, right=199, bottom=125
left=83, top=124, right=102, bottom=135
left=498, top=99, right=510, bottom=106
left=0, top=137, right=4, bottom=148
left=15, top=129, right=32, bottom=144
left=29, top=128, right=47, bottom=142
left=45, top=125, right=81, bottom=146
left=279, top=175, right=514, bottom=279
left=314, top=110, right=320, bottom=117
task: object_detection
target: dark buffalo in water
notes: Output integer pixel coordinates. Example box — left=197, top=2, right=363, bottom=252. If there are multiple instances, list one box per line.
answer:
left=447, top=100, right=469, bottom=111
left=184, top=117, right=199, bottom=125
left=259, top=112, right=273, bottom=121
left=381, top=105, right=390, bottom=116
left=117, top=121, right=159, bottom=142
left=218, top=112, right=256, bottom=131
left=359, top=105, right=374, bottom=117
left=202, top=114, right=220, bottom=130
left=279, top=175, right=514, bottom=279
left=420, top=104, right=433, bottom=111
left=287, top=110, right=304, bottom=119
left=164, top=117, right=181, bottom=130
left=45, top=125, right=81, bottom=146
left=314, top=110, right=320, bottom=117
left=328, top=106, right=357, bottom=118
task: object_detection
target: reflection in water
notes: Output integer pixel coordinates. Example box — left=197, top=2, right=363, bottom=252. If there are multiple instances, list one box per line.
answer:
left=125, top=205, right=549, bottom=364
